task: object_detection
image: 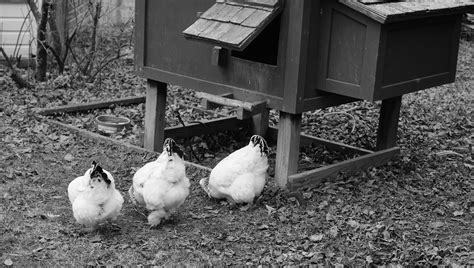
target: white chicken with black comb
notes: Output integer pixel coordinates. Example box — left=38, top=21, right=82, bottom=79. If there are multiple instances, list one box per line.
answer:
left=200, top=135, right=269, bottom=204
left=69, top=161, right=124, bottom=231
left=129, top=138, right=190, bottom=227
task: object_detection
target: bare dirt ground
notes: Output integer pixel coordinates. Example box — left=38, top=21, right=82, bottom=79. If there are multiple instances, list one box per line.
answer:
left=0, top=41, right=472, bottom=266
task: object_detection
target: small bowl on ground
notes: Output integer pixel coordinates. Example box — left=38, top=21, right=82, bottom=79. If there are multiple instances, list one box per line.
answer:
left=95, top=115, right=131, bottom=134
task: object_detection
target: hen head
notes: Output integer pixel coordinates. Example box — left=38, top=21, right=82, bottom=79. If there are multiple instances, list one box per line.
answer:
left=250, top=135, right=269, bottom=157
left=163, top=138, right=184, bottom=161
left=89, top=161, right=112, bottom=188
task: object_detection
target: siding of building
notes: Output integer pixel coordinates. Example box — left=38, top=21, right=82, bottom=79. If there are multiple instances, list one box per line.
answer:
left=0, top=0, right=38, bottom=60
left=0, top=0, right=134, bottom=63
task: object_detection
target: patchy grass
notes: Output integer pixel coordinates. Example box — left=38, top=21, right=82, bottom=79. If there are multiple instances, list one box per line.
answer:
left=0, top=40, right=472, bottom=266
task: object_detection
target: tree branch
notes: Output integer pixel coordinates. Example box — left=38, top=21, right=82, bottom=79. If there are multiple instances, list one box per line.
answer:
left=26, top=0, right=41, bottom=22
left=36, top=0, right=50, bottom=81
left=0, top=47, right=30, bottom=88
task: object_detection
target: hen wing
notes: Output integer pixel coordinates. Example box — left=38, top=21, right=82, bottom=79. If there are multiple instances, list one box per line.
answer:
left=68, top=175, right=88, bottom=204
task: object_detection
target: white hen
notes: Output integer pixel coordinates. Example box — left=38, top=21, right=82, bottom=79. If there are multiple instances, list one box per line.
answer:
left=69, top=161, right=124, bottom=231
left=200, top=135, right=269, bottom=204
left=129, top=138, right=190, bottom=227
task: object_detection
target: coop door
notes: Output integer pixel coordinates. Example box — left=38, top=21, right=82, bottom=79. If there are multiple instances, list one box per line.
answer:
left=183, top=0, right=282, bottom=53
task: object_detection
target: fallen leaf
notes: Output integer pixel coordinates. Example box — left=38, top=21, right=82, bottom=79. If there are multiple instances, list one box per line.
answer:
left=430, top=221, right=444, bottom=229
left=366, top=255, right=373, bottom=263
left=329, top=226, right=338, bottom=238
left=64, top=153, right=74, bottom=161
left=434, top=208, right=445, bottom=215
left=4, top=259, right=13, bottom=266
left=265, top=205, right=276, bottom=215
left=382, top=230, right=391, bottom=240
left=453, top=211, right=464, bottom=217
left=347, top=219, right=359, bottom=228
left=239, top=206, right=250, bottom=212
left=309, top=234, right=324, bottom=242
left=90, top=235, right=102, bottom=243
left=319, top=201, right=328, bottom=210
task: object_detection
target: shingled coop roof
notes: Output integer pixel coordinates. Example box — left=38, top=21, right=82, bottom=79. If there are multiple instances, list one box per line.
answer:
left=183, top=0, right=282, bottom=51
left=340, top=0, right=474, bottom=23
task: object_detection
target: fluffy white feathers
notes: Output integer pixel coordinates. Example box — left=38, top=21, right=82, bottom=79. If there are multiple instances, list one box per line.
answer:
left=68, top=162, right=124, bottom=231
left=129, top=138, right=190, bottom=227
left=200, top=135, right=269, bottom=204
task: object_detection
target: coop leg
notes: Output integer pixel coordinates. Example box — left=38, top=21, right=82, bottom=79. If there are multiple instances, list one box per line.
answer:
left=275, top=112, right=302, bottom=188
left=144, top=80, right=167, bottom=152
left=252, top=109, right=269, bottom=137
left=376, top=96, right=402, bottom=150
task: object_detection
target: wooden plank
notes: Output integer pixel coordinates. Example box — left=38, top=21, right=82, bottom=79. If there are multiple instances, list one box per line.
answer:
left=339, top=0, right=387, bottom=23
left=369, top=4, right=407, bottom=16
left=244, top=0, right=279, bottom=8
left=267, top=126, right=374, bottom=155
left=44, top=118, right=212, bottom=172
left=218, top=24, right=255, bottom=46
left=251, top=108, right=269, bottom=137
left=229, top=7, right=256, bottom=24
left=195, top=91, right=266, bottom=111
left=359, top=0, right=387, bottom=3
left=226, top=0, right=279, bottom=8
left=282, top=0, right=312, bottom=113
left=200, top=3, right=226, bottom=20
left=165, top=116, right=250, bottom=140
left=275, top=112, right=302, bottom=188
left=38, top=96, right=146, bottom=115
left=396, top=2, right=428, bottom=12
left=241, top=9, right=271, bottom=27
left=383, top=3, right=416, bottom=14
left=201, top=93, right=233, bottom=109
left=134, top=0, right=146, bottom=75
left=236, top=101, right=267, bottom=119
left=141, top=66, right=284, bottom=110
left=144, top=80, right=167, bottom=152
left=376, top=96, right=402, bottom=150
left=197, top=20, right=224, bottom=38
left=288, top=147, right=400, bottom=190
left=199, top=22, right=234, bottom=40
left=183, top=18, right=214, bottom=36
left=213, top=4, right=243, bottom=22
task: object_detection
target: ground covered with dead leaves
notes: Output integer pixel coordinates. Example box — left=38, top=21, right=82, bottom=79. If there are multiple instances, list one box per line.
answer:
left=0, top=41, right=472, bottom=266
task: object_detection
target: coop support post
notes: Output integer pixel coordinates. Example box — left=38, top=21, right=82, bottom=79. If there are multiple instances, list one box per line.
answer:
left=275, top=112, right=302, bottom=188
left=144, top=80, right=167, bottom=152
left=252, top=108, right=269, bottom=137
left=376, top=96, right=402, bottom=150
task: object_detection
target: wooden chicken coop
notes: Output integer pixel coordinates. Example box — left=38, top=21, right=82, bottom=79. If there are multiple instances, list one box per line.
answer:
left=135, top=0, right=473, bottom=190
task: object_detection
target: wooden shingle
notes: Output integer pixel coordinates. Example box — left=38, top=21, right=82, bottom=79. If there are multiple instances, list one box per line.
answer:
left=229, top=7, right=256, bottom=24
left=183, top=0, right=282, bottom=50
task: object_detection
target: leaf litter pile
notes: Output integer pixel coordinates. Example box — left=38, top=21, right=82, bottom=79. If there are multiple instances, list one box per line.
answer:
left=1, top=41, right=472, bottom=266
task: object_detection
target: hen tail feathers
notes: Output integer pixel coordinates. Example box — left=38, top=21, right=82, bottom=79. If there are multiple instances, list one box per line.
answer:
left=199, top=178, right=212, bottom=198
